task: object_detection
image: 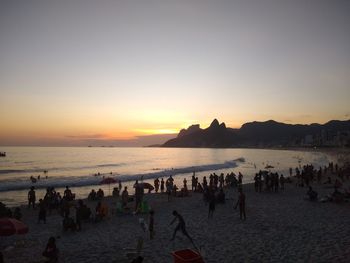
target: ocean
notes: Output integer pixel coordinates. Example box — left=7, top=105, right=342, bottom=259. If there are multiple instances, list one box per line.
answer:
left=0, top=147, right=335, bottom=206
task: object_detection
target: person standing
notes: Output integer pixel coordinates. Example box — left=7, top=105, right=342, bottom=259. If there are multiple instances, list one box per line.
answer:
left=28, top=186, right=36, bottom=209
left=160, top=178, right=165, bottom=193
left=121, top=186, right=129, bottom=209
left=154, top=178, right=160, bottom=193
left=191, top=172, right=196, bottom=191
left=183, top=178, right=187, bottom=190
left=234, top=189, right=246, bottom=220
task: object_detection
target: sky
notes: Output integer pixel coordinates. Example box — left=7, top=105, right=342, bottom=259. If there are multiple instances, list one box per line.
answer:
left=0, top=0, right=350, bottom=146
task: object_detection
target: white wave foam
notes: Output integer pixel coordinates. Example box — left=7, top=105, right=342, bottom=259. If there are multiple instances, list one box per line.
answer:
left=0, top=158, right=245, bottom=192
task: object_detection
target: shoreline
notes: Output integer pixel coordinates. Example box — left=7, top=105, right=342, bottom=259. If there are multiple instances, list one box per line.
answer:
left=2, top=162, right=350, bottom=262
left=1, top=148, right=348, bottom=208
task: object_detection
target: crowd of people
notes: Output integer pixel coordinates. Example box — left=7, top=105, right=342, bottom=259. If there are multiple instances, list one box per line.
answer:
left=12, top=159, right=349, bottom=262
left=298, top=162, right=350, bottom=203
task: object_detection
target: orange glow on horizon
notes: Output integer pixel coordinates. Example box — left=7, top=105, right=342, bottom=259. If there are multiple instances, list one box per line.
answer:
left=133, top=128, right=179, bottom=135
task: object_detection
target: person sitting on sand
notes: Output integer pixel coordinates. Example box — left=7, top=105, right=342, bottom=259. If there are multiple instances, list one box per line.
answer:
left=234, top=189, right=246, bottom=220
left=42, top=236, right=58, bottom=262
left=180, top=183, right=189, bottom=197
left=307, top=186, right=318, bottom=201
left=97, top=188, right=104, bottom=199
left=28, top=186, right=36, bottom=209
left=121, top=186, right=129, bottom=209
left=197, top=183, right=204, bottom=193
left=170, top=210, right=194, bottom=244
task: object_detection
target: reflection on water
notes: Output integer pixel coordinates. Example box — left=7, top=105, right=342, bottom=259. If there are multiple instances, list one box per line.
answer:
left=0, top=147, right=335, bottom=206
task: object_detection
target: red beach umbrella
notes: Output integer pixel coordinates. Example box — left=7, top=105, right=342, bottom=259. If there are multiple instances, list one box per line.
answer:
left=100, top=177, right=117, bottom=195
left=0, top=218, right=29, bottom=236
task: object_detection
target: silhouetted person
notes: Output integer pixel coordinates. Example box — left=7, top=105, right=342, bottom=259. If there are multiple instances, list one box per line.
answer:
left=28, top=186, right=36, bottom=209
left=170, top=210, right=194, bottom=244
left=160, top=178, right=165, bottom=193
left=154, top=178, right=160, bottom=193
left=235, top=189, right=246, bottom=220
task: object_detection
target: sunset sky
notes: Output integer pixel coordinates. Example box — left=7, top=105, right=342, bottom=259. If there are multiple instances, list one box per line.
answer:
left=1, top=0, right=350, bottom=146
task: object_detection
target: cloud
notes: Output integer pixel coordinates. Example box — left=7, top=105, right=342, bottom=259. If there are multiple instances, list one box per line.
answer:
left=81, top=133, right=176, bottom=147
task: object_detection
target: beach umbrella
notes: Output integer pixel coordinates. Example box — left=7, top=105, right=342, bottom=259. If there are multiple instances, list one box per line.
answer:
left=100, top=177, right=117, bottom=195
left=0, top=218, right=29, bottom=236
left=139, top=182, right=154, bottom=193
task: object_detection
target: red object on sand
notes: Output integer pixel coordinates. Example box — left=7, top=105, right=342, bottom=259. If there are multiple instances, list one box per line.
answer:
left=0, top=218, right=29, bottom=236
left=172, top=249, right=204, bottom=263
left=100, top=177, right=117, bottom=185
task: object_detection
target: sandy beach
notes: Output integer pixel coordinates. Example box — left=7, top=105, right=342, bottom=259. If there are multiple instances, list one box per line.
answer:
left=2, top=163, right=350, bottom=263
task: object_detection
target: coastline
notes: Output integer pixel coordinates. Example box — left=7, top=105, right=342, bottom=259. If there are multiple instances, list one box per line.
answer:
left=1, top=147, right=347, bottom=207
left=2, top=167, right=350, bottom=263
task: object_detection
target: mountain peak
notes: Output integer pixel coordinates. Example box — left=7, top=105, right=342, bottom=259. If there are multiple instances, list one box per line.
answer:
left=210, top=119, right=220, bottom=128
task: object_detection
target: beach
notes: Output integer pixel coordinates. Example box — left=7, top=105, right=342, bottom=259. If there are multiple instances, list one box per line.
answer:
left=2, top=165, right=350, bottom=263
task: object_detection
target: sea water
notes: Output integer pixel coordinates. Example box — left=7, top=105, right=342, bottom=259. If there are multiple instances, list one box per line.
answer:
left=0, top=147, right=334, bottom=206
